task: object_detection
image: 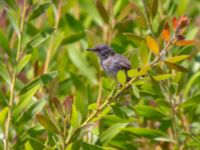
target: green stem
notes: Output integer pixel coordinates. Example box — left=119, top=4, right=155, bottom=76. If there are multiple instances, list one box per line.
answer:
left=4, top=1, right=27, bottom=150
left=168, top=95, right=179, bottom=147
left=43, top=0, right=62, bottom=73
left=142, top=0, right=155, bottom=37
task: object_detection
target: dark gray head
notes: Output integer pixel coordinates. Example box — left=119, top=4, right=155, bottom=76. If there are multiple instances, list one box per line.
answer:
left=87, top=44, right=115, bottom=60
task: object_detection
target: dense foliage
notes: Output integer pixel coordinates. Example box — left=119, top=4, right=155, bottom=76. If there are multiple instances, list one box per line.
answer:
left=0, top=0, right=200, bottom=149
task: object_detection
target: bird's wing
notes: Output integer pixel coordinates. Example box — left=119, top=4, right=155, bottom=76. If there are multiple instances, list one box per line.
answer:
left=114, top=54, right=131, bottom=70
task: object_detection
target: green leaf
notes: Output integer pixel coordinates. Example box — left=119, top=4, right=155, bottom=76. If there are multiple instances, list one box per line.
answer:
left=96, top=0, right=109, bottom=23
left=184, top=71, right=200, bottom=98
left=181, top=94, right=200, bottom=108
left=117, top=3, right=132, bottom=21
left=36, top=114, right=59, bottom=133
left=102, top=77, right=114, bottom=90
left=135, top=105, right=166, bottom=120
left=117, top=70, right=126, bottom=85
left=132, top=84, right=140, bottom=99
left=25, top=138, right=46, bottom=150
left=29, top=1, right=52, bottom=20
left=0, top=29, right=12, bottom=56
left=19, top=71, right=57, bottom=94
left=25, top=141, right=33, bottom=150
left=164, top=61, right=188, bottom=72
left=153, top=74, right=173, bottom=81
left=6, top=8, right=20, bottom=36
left=100, top=123, right=128, bottom=144
left=16, top=54, right=32, bottom=73
left=138, top=65, right=150, bottom=76
left=65, top=13, right=84, bottom=31
left=0, top=60, right=10, bottom=82
left=92, top=106, right=112, bottom=122
left=82, top=142, right=104, bottom=150
left=61, top=32, right=85, bottom=45
left=70, top=73, right=87, bottom=117
left=0, top=107, right=9, bottom=129
left=13, top=84, right=41, bottom=119
left=26, top=27, right=54, bottom=50
left=3, top=0, right=17, bottom=9
left=139, top=42, right=149, bottom=65
left=150, top=0, right=158, bottom=19
left=123, top=33, right=144, bottom=44
left=123, top=127, right=166, bottom=138
left=70, top=104, right=81, bottom=128
left=154, top=137, right=176, bottom=143
left=127, top=69, right=138, bottom=78
left=165, top=55, right=190, bottom=63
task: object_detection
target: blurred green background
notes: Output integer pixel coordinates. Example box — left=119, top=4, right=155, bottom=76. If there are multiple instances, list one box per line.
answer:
left=0, top=0, right=200, bottom=149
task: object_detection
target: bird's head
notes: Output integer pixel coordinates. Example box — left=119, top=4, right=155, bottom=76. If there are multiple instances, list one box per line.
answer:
left=87, top=44, right=115, bottom=60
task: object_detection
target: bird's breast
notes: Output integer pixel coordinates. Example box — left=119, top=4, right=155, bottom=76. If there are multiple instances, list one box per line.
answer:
left=101, top=56, right=117, bottom=79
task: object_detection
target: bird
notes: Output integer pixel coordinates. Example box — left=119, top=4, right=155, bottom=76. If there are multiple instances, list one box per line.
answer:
left=87, top=44, right=131, bottom=81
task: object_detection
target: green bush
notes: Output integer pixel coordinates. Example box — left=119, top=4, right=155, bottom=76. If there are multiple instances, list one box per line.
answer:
left=0, top=0, right=200, bottom=149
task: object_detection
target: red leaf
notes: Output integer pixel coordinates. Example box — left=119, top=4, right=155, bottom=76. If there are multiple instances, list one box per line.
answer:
left=179, top=15, right=189, bottom=29
left=172, top=17, right=178, bottom=31
left=161, top=23, right=170, bottom=42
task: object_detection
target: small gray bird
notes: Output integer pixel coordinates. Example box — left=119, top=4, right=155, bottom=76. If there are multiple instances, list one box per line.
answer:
left=87, top=45, right=131, bottom=81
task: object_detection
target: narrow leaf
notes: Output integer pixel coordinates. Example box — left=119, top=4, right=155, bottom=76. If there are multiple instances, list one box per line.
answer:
left=20, top=71, right=57, bottom=94
left=29, top=1, right=51, bottom=20
left=165, top=55, right=190, bottom=63
left=151, top=0, right=158, bottom=19
left=13, top=84, right=41, bottom=118
left=0, top=29, right=12, bottom=56
left=139, top=42, right=149, bottom=64
left=6, top=8, right=20, bottom=36
left=117, top=3, right=132, bottom=21
left=181, top=94, right=200, bottom=108
left=175, top=40, right=196, bottom=46
left=184, top=71, right=200, bottom=98
left=25, top=138, right=46, bottom=150
left=16, top=54, right=32, bottom=73
left=61, top=32, right=85, bottom=45
left=161, top=23, right=170, bottom=42
left=0, top=60, right=10, bottom=82
left=123, top=127, right=165, bottom=138
left=36, top=114, right=59, bottom=133
left=96, top=0, right=109, bottom=23
left=0, top=107, right=9, bottom=128
left=132, top=85, right=140, bottom=99
left=123, top=33, right=144, bottom=44
left=117, top=70, right=126, bottom=85
left=70, top=104, right=80, bottom=128
left=153, top=74, right=173, bottom=81
left=165, top=61, right=188, bottom=72
left=135, top=105, right=166, bottom=120
left=82, top=142, right=104, bottom=150
left=100, top=123, right=128, bottom=144
left=26, top=28, right=54, bottom=50
left=146, top=36, right=159, bottom=55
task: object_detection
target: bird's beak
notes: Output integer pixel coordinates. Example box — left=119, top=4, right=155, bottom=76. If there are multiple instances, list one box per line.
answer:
left=86, top=48, right=96, bottom=51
